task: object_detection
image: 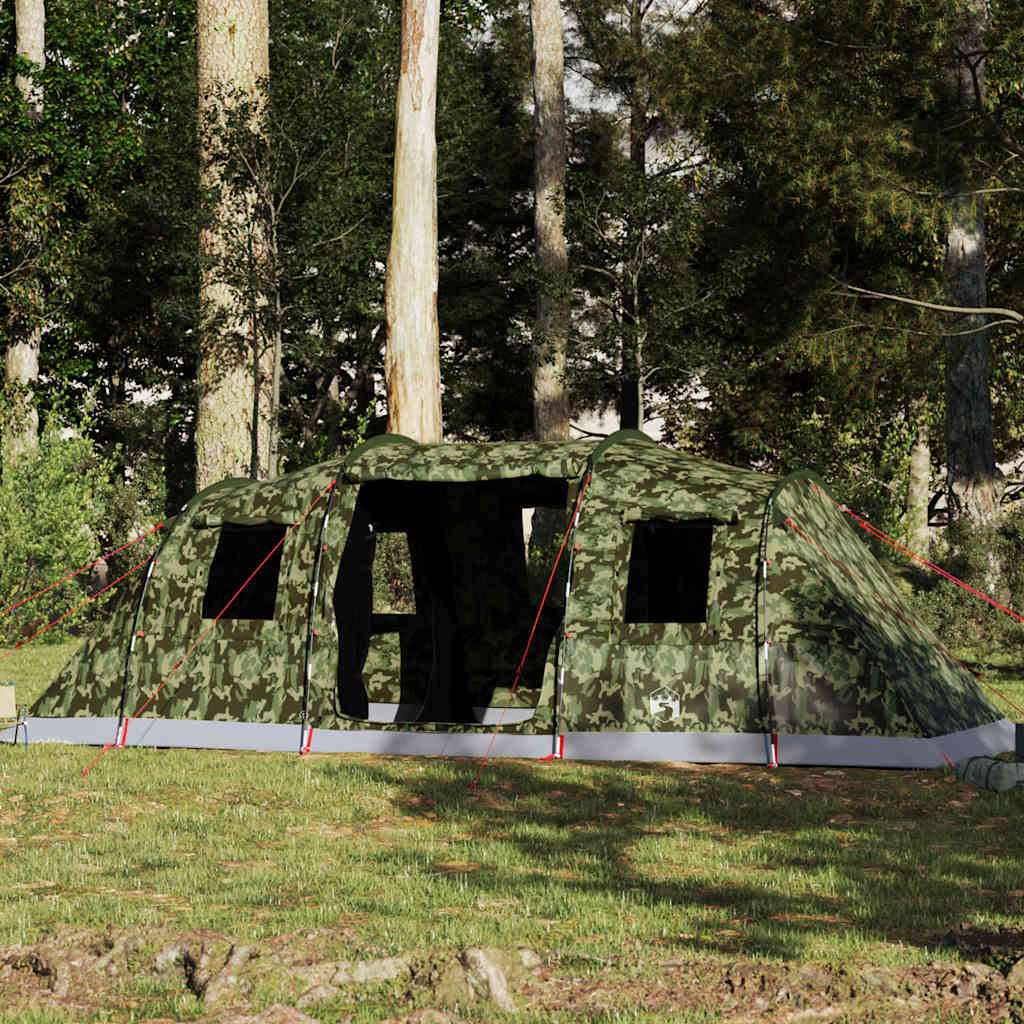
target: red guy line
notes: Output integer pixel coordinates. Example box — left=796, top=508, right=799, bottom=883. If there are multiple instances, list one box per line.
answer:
left=0, top=557, right=153, bottom=663
left=784, top=516, right=1024, bottom=720
left=0, top=522, right=164, bottom=621
left=810, top=482, right=1024, bottom=625
left=470, top=473, right=592, bottom=790
left=82, top=480, right=336, bottom=776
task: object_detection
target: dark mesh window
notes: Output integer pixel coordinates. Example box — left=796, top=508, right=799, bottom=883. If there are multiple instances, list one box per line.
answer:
left=624, top=520, right=713, bottom=623
left=202, top=523, right=287, bottom=620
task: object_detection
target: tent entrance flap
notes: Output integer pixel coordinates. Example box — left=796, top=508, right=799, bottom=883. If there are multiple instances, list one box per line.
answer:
left=334, top=476, right=569, bottom=724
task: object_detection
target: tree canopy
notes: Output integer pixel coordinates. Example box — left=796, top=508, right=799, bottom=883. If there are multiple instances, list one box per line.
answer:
left=1, top=0, right=1022, bottom=558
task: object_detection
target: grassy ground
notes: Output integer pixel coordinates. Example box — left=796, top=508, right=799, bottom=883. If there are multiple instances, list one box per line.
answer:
left=957, top=647, right=1024, bottom=722
left=1, top=638, right=81, bottom=711
left=1, top=641, right=1024, bottom=1022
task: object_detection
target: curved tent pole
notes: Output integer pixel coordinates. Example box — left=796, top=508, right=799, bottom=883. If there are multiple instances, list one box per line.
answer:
left=755, top=492, right=776, bottom=767
left=550, top=473, right=591, bottom=757
left=116, top=476, right=246, bottom=743
left=755, top=470, right=841, bottom=767
left=586, top=428, right=657, bottom=468
left=342, top=432, right=419, bottom=472
left=300, top=477, right=340, bottom=751
left=551, top=432, right=652, bottom=755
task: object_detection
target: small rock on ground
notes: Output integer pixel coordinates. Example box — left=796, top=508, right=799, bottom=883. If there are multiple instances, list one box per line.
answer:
left=218, top=1004, right=318, bottom=1024
left=380, top=1011, right=470, bottom=1024
left=1006, top=956, right=1024, bottom=990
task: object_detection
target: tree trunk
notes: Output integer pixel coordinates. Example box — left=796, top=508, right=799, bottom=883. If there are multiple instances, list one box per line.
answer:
left=619, top=0, right=646, bottom=432
left=384, top=0, right=442, bottom=444
left=4, top=0, right=45, bottom=467
left=14, top=0, right=44, bottom=116
left=195, top=0, right=276, bottom=490
left=530, top=0, right=570, bottom=443
left=906, top=415, right=931, bottom=557
left=944, top=0, right=1002, bottom=527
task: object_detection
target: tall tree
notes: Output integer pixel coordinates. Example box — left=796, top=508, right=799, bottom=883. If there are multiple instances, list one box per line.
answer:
left=944, top=0, right=1002, bottom=528
left=565, top=0, right=701, bottom=432
left=5, top=0, right=45, bottom=465
left=195, top=0, right=277, bottom=488
left=385, top=0, right=443, bottom=443
left=530, top=0, right=570, bottom=442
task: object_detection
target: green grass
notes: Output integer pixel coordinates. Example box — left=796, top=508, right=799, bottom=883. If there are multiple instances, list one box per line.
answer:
left=1, top=748, right=1022, bottom=1023
left=1, top=741, right=1022, bottom=958
left=1, top=638, right=1023, bottom=1021
left=0, top=637, right=81, bottom=711
left=955, top=646, right=1024, bottom=722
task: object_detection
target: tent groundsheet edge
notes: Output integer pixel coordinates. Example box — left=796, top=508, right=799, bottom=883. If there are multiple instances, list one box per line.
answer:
left=3, top=716, right=1014, bottom=767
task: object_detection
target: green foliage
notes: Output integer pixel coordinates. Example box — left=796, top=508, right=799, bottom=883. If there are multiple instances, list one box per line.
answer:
left=0, top=399, right=164, bottom=646
left=1, top=0, right=1022, bottom=618
left=201, top=0, right=536, bottom=463
left=1, top=0, right=199, bottom=508
left=0, top=0, right=194, bottom=332
left=912, top=514, right=1024, bottom=653
left=372, top=531, right=417, bottom=615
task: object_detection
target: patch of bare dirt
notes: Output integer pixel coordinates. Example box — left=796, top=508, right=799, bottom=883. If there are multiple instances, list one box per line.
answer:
left=938, top=922, right=1024, bottom=972
left=529, top=954, right=1024, bottom=1022
left=0, top=926, right=1022, bottom=1022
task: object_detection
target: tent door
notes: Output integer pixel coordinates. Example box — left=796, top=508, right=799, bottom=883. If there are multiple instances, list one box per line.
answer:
left=334, top=478, right=567, bottom=726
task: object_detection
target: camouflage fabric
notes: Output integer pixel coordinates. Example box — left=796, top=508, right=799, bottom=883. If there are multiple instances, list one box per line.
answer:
left=32, top=431, right=1003, bottom=746
left=559, top=437, right=776, bottom=735
left=765, top=473, right=999, bottom=737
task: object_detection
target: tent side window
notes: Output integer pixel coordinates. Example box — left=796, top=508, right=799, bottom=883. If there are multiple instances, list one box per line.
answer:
left=202, top=523, right=287, bottom=620
left=624, top=519, right=713, bottom=624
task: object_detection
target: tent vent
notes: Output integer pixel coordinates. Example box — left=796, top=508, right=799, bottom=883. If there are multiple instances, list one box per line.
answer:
left=202, top=522, right=287, bottom=620
left=625, top=519, right=713, bottom=623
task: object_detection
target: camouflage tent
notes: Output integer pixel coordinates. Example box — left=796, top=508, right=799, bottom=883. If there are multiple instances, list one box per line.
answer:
left=17, top=431, right=1014, bottom=767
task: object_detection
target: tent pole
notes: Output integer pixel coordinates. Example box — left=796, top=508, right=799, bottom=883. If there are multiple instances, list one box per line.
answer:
left=116, top=547, right=162, bottom=744
left=552, top=473, right=590, bottom=757
left=301, top=480, right=338, bottom=753
left=755, top=494, right=777, bottom=767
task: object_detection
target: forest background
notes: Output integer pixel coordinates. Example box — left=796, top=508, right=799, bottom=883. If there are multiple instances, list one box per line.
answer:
left=2, top=0, right=1024, bottom=654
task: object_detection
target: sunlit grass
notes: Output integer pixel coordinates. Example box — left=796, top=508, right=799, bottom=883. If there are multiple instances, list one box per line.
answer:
left=1, top=742, right=1021, bottom=971
left=0, top=637, right=81, bottom=710
left=1, top=632, right=1021, bottom=1021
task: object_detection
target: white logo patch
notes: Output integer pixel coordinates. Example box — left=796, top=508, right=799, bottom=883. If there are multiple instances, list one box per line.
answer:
left=649, top=686, right=681, bottom=721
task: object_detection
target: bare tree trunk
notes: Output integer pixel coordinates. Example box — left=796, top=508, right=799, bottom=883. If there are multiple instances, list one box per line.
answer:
left=384, top=0, right=442, bottom=444
left=14, top=0, right=44, bottom=115
left=944, top=0, right=1002, bottom=528
left=619, top=0, right=646, bottom=432
left=195, top=0, right=276, bottom=489
left=5, top=0, right=45, bottom=467
left=906, top=415, right=931, bottom=557
left=530, top=0, right=570, bottom=443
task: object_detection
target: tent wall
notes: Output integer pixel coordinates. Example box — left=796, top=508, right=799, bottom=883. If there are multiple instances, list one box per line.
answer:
left=305, top=437, right=593, bottom=738
left=23, top=434, right=1012, bottom=767
left=559, top=439, right=776, bottom=736
left=764, top=473, right=1001, bottom=738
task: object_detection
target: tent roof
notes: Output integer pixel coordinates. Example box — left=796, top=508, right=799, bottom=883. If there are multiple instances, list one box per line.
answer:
left=341, top=432, right=779, bottom=507
left=343, top=436, right=595, bottom=483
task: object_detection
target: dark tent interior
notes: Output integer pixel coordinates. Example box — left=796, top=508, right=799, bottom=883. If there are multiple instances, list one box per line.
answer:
left=334, top=475, right=569, bottom=723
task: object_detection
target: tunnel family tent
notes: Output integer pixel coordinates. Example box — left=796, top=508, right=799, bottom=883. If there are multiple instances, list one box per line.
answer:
left=13, top=431, right=1015, bottom=767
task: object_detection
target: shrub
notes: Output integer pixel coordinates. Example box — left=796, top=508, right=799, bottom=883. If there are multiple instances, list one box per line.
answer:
left=910, top=514, right=1024, bottom=653
left=0, top=406, right=164, bottom=647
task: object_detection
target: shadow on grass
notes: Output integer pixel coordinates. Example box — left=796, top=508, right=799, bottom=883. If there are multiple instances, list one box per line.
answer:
left=318, top=756, right=1024, bottom=962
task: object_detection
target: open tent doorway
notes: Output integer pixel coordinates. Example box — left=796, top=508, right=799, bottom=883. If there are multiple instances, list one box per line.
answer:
left=334, top=475, right=570, bottom=724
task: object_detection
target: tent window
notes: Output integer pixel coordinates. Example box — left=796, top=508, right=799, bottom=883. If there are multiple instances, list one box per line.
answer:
left=624, top=519, right=713, bottom=624
left=372, top=531, right=416, bottom=614
left=202, top=522, right=287, bottom=620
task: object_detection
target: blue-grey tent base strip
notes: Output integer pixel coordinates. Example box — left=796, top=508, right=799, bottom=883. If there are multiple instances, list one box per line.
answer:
left=4, top=716, right=1014, bottom=768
